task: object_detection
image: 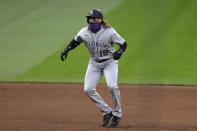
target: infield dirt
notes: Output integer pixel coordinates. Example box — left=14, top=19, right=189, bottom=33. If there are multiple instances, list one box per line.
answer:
left=0, top=83, right=197, bottom=131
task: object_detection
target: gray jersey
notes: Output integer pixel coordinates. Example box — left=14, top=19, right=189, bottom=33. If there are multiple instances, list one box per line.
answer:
left=74, top=26, right=125, bottom=61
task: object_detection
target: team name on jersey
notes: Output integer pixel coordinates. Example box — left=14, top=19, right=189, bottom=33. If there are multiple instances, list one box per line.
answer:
left=87, top=41, right=110, bottom=49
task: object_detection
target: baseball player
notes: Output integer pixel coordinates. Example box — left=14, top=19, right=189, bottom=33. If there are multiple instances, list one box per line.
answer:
left=61, top=9, right=127, bottom=127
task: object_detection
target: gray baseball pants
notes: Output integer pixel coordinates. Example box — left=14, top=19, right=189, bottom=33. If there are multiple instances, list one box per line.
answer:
left=84, top=58, right=122, bottom=118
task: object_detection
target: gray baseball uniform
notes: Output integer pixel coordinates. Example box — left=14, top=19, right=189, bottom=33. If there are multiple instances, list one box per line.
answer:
left=74, top=25, right=125, bottom=118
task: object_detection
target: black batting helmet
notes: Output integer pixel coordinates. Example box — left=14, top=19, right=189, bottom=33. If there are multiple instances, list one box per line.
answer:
left=86, top=9, right=103, bottom=23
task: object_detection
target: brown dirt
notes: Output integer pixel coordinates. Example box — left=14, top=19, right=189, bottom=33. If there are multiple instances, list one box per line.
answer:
left=0, top=83, right=197, bottom=131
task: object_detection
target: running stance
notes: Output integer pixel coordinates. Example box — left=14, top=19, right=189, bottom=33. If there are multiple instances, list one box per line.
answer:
left=61, top=9, right=127, bottom=127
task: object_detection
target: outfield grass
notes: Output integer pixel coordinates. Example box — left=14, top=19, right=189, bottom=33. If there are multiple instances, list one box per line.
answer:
left=0, top=0, right=122, bottom=81
left=1, top=0, right=197, bottom=85
left=109, top=0, right=197, bottom=85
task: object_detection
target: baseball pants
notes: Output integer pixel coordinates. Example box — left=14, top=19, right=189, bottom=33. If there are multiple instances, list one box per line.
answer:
left=84, top=58, right=122, bottom=118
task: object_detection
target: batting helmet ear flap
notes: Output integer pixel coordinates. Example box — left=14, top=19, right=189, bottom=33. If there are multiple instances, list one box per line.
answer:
left=87, top=17, right=90, bottom=23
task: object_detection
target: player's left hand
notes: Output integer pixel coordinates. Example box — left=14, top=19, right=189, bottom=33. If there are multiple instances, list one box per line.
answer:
left=113, top=51, right=122, bottom=60
left=60, top=50, right=68, bottom=61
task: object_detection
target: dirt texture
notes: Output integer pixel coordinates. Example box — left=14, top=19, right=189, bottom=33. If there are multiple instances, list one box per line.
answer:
left=0, top=83, right=197, bottom=131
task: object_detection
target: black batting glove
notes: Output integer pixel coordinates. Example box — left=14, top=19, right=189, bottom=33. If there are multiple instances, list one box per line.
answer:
left=113, top=50, right=122, bottom=60
left=113, top=42, right=127, bottom=60
left=60, top=50, right=68, bottom=61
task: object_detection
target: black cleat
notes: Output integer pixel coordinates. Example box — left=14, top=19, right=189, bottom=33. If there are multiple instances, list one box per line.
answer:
left=102, top=111, right=112, bottom=127
left=110, top=116, right=121, bottom=127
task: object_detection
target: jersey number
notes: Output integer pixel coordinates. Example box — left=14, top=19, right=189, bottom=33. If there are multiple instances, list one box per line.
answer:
left=100, top=50, right=108, bottom=57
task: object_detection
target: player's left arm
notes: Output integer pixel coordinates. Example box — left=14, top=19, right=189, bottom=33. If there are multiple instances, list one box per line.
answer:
left=111, top=28, right=127, bottom=60
left=113, top=42, right=127, bottom=60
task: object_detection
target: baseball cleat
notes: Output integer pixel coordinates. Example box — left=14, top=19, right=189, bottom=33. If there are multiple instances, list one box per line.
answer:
left=102, top=111, right=113, bottom=127
left=110, top=116, right=121, bottom=127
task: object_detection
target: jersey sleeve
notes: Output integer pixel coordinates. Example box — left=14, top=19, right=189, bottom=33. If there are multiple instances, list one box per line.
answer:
left=74, top=28, right=85, bottom=42
left=111, top=28, right=125, bottom=45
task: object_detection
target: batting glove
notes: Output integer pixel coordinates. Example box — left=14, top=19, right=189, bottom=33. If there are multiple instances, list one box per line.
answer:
left=113, top=50, right=122, bottom=60
left=60, top=50, right=68, bottom=61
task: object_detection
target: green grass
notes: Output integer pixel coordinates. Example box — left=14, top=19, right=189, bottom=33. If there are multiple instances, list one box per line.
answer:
left=1, top=0, right=197, bottom=85
left=0, top=0, right=123, bottom=81
left=119, top=0, right=197, bottom=85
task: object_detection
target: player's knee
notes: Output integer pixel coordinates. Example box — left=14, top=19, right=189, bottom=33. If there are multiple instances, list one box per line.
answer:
left=84, top=86, right=94, bottom=94
left=84, top=82, right=96, bottom=94
left=107, top=83, right=118, bottom=91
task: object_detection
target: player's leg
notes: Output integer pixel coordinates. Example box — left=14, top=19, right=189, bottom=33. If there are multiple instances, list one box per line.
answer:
left=84, top=60, right=112, bottom=115
left=103, top=60, right=121, bottom=126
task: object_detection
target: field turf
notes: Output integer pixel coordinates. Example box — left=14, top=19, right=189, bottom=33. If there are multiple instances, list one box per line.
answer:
left=1, top=0, right=197, bottom=85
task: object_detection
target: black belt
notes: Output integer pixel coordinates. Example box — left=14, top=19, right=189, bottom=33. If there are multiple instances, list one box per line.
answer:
left=95, top=58, right=110, bottom=63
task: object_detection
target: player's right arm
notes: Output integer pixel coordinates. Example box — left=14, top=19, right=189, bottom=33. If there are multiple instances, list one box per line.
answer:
left=60, top=39, right=81, bottom=61
left=60, top=28, right=85, bottom=61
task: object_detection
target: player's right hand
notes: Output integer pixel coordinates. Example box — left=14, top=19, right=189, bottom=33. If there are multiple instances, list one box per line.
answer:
left=60, top=50, right=68, bottom=61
